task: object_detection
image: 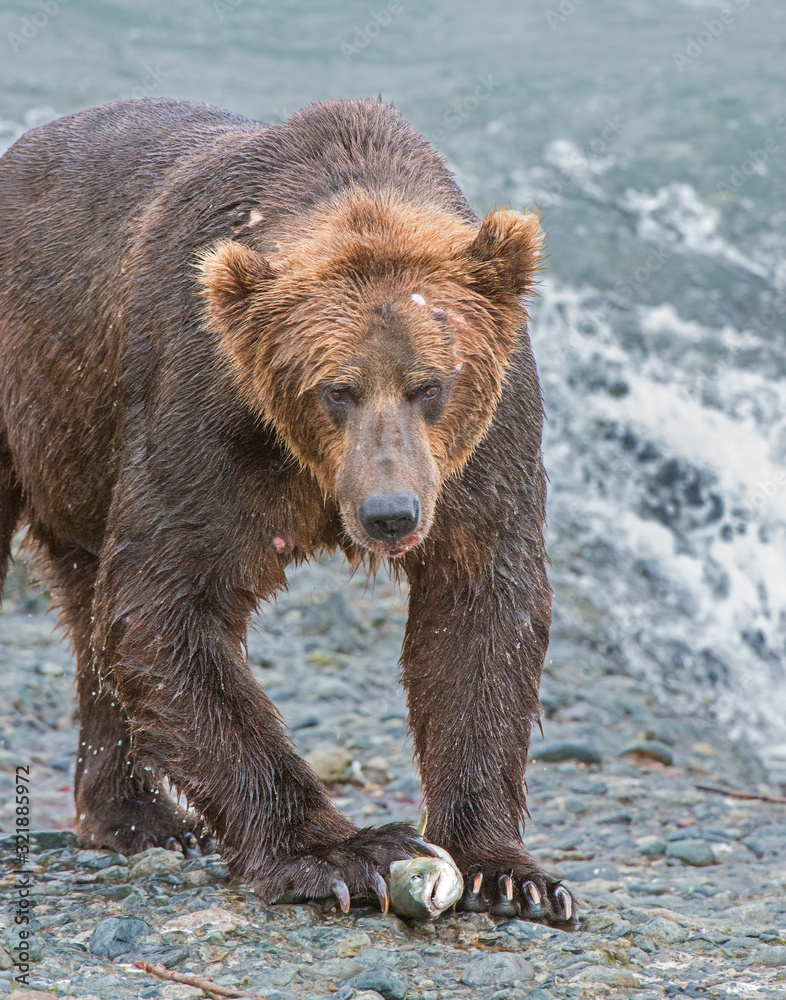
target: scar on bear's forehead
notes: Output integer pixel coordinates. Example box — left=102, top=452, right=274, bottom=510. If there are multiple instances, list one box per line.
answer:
left=232, top=209, right=264, bottom=232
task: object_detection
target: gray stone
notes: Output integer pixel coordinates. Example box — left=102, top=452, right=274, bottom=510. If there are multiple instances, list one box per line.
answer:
left=249, top=964, right=299, bottom=988
left=637, top=917, right=689, bottom=944
left=355, top=947, right=401, bottom=968
left=553, top=860, right=619, bottom=881
left=498, top=919, right=554, bottom=940
left=89, top=916, right=150, bottom=958
left=665, top=839, right=716, bottom=866
left=305, top=956, right=365, bottom=980
left=749, top=944, right=786, bottom=967
left=576, top=966, right=642, bottom=987
left=636, top=835, right=667, bottom=856
left=127, top=944, right=190, bottom=967
left=342, top=967, right=409, bottom=1000
left=31, top=830, right=78, bottom=850
left=532, top=742, right=602, bottom=765
left=304, top=746, right=352, bottom=783
left=75, top=849, right=128, bottom=870
left=130, top=848, right=185, bottom=877
left=460, top=953, right=534, bottom=987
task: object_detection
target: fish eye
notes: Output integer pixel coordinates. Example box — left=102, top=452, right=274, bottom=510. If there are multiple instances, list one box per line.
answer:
left=409, top=873, right=424, bottom=882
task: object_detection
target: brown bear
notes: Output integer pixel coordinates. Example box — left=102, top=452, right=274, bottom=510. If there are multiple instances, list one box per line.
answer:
left=0, top=97, right=574, bottom=925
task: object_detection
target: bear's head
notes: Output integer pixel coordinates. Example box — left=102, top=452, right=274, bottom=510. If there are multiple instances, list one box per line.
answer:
left=197, top=192, right=542, bottom=557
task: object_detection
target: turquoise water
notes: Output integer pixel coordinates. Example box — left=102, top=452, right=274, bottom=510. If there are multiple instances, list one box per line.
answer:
left=2, top=0, right=785, bottom=778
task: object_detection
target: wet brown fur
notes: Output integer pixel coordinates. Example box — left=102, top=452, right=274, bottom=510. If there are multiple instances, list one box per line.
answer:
left=0, top=98, right=574, bottom=924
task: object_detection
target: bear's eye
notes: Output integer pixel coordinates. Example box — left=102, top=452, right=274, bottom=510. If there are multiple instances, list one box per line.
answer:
left=412, top=384, right=440, bottom=403
left=327, top=387, right=352, bottom=405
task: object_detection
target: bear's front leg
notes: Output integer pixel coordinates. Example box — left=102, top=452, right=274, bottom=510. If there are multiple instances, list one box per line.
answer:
left=93, top=538, right=428, bottom=911
left=402, top=540, right=577, bottom=928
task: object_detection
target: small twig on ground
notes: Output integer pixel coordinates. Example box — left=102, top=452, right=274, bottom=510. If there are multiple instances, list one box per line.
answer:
left=134, top=961, right=266, bottom=999
left=695, top=783, right=786, bottom=805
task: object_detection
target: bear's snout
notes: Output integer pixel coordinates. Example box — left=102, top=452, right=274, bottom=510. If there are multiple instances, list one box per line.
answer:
left=358, top=493, right=420, bottom=543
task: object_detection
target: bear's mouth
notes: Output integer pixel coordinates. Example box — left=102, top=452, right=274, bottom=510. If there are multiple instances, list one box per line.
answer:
left=364, top=529, right=424, bottom=558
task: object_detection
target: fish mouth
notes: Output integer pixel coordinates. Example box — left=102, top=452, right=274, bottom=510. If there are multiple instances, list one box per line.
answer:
left=423, top=871, right=446, bottom=917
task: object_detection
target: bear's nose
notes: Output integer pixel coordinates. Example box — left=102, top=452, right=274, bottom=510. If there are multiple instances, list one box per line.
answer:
left=358, top=494, right=420, bottom=542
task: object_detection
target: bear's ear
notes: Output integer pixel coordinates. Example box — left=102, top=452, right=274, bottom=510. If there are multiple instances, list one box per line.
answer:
left=465, top=209, right=543, bottom=299
left=196, top=240, right=277, bottom=328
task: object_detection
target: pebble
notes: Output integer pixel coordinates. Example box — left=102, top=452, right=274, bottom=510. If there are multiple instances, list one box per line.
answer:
left=620, top=739, right=675, bottom=765
left=88, top=917, right=149, bottom=957
left=130, top=848, right=185, bottom=878
left=750, top=944, right=786, bottom=967
left=531, top=741, right=602, bottom=765
left=160, top=907, right=247, bottom=935
left=304, top=746, right=352, bottom=783
left=665, top=838, right=717, bottom=866
left=341, top=967, right=409, bottom=999
left=304, top=956, right=365, bottom=980
left=2, top=557, right=785, bottom=1000
left=636, top=835, right=667, bottom=856
left=637, top=916, right=689, bottom=944
left=576, top=966, right=642, bottom=987
left=460, top=952, right=535, bottom=986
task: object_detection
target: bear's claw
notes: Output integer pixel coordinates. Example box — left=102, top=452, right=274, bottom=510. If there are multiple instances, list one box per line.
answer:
left=254, top=822, right=430, bottom=912
left=330, top=878, right=351, bottom=914
left=451, top=852, right=577, bottom=928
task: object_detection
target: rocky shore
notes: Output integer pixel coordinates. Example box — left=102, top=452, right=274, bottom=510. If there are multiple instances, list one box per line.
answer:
left=1, top=549, right=785, bottom=999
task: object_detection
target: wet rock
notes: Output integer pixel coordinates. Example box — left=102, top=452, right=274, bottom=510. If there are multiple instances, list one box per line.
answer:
left=248, top=964, right=299, bottom=988
left=291, top=926, right=371, bottom=957
left=554, top=860, right=619, bottom=881
left=665, top=839, right=716, bottom=866
left=576, top=966, right=642, bottom=987
left=76, top=849, right=128, bottom=870
left=30, top=830, right=78, bottom=850
left=620, top=740, right=674, bottom=765
left=127, top=944, right=190, bottom=967
left=130, top=848, right=185, bottom=878
left=636, top=835, right=667, bottom=856
left=749, top=944, right=786, bottom=967
left=89, top=916, right=150, bottom=957
left=342, top=967, right=409, bottom=999
left=204, top=859, right=230, bottom=880
left=305, top=955, right=365, bottom=980
left=305, top=745, right=352, bottom=783
left=531, top=741, right=602, bottom=765
left=637, top=916, right=689, bottom=944
left=354, top=946, right=402, bottom=969
left=161, top=908, right=248, bottom=936
left=7, top=992, right=57, bottom=1000
left=460, top=952, right=534, bottom=986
